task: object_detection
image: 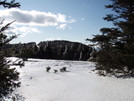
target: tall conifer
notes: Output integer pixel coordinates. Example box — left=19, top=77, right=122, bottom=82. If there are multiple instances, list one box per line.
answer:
left=87, top=0, right=134, bottom=76
left=0, top=0, right=21, bottom=97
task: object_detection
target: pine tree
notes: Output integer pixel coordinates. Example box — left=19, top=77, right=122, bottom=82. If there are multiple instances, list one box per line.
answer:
left=87, top=0, right=134, bottom=77
left=0, top=0, right=21, bottom=97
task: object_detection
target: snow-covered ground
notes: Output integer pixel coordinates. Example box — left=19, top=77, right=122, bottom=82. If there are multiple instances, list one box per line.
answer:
left=7, top=58, right=134, bottom=101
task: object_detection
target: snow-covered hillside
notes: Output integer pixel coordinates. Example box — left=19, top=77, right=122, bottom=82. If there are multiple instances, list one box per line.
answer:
left=6, top=58, right=134, bottom=101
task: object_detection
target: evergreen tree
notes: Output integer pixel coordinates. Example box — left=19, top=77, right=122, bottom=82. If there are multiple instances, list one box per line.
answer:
left=87, top=0, right=134, bottom=77
left=0, top=0, right=21, bottom=97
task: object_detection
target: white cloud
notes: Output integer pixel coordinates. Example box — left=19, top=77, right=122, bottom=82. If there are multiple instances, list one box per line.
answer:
left=68, top=19, right=76, bottom=23
left=18, top=27, right=41, bottom=37
left=0, top=8, right=75, bottom=26
left=57, top=13, right=67, bottom=23
left=57, top=24, right=72, bottom=30
left=45, top=38, right=61, bottom=41
left=57, top=24, right=67, bottom=30
left=69, top=16, right=72, bottom=18
left=0, top=8, right=76, bottom=37
left=82, top=18, right=85, bottom=20
left=6, top=25, right=40, bottom=37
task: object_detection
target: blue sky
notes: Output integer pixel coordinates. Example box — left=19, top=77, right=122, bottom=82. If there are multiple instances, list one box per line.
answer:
left=1, top=0, right=113, bottom=44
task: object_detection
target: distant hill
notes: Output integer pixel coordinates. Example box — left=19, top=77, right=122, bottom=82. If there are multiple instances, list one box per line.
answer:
left=4, top=40, right=92, bottom=61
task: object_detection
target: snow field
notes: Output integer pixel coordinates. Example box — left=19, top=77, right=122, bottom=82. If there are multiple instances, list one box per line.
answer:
left=10, top=58, right=134, bottom=101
